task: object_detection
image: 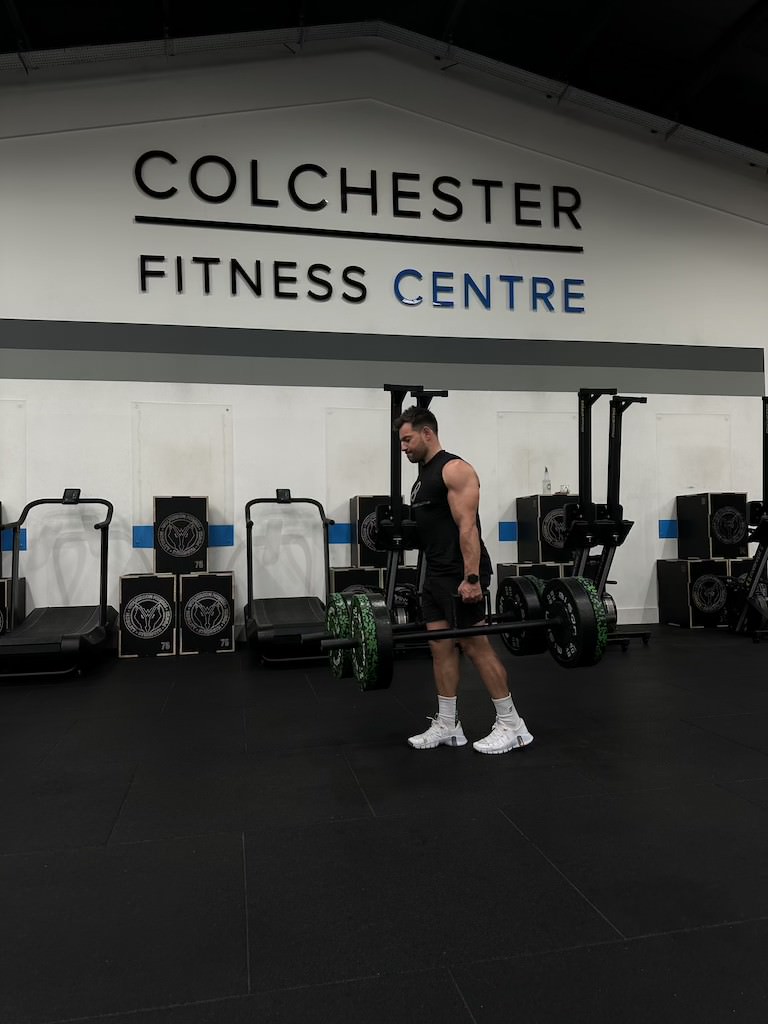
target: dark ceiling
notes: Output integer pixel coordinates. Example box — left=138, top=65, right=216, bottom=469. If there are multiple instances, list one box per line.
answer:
left=3, top=1, right=768, bottom=158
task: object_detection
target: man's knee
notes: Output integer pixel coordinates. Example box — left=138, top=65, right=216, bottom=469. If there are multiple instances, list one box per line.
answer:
left=428, top=635, right=457, bottom=659
left=458, top=633, right=495, bottom=660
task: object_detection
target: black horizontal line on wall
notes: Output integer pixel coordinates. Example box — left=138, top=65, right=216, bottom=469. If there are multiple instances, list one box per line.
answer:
left=1, top=319, right=763, bottom=394
left=133, top=215, right=584, bottom=254
left=2, top=320, right=761, bottom=373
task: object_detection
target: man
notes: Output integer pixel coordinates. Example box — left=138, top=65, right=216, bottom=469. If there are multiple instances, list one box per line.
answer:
left=394, top=406, right=533, bottom=754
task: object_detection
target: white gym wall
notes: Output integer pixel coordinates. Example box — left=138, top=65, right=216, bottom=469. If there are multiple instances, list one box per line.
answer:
left=1, top=40, right=766, bottom=623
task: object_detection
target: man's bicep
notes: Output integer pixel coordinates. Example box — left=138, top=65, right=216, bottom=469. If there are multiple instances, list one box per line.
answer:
left=445, top=464, right=479, bottom=526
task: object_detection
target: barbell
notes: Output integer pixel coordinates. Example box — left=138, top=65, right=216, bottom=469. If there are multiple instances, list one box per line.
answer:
left=321, top=576, right=609, bottom=690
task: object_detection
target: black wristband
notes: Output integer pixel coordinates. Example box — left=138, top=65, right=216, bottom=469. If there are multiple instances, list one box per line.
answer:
left=465, top=573, right=480, bottom=585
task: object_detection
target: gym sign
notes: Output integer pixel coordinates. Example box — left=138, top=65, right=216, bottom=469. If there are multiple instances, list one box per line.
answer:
left=133, top=150, right=586, bottom=314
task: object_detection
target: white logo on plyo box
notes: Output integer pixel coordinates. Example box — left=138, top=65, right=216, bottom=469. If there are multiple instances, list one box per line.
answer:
left=123, top=594, right=173, bottom=639
left=184, top=591, right=231, bottom=636
left=541, top=509, right=567, bottom=549
left=157, top=513, right=205, bottom=557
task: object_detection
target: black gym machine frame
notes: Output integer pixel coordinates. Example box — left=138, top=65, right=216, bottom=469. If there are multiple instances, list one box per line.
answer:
left=374, top=383, right=650, bottom=649
left=305, top=382, right=661, bottom=688
left=726, top=395, right=768, bottom=639
left=243, top=490, right=335, bottom=662
left=377, top=384, right=448, bottom=625
left=566, top=387, right=651, bottom=649
left=495, top=387, right=650, bottom=657
left=0, top=489, right=117, bottom=678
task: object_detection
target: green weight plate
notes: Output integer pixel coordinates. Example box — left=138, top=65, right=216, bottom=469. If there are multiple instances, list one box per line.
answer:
left=350, top=592, right=394, bottom=691
left=541, top=576, right=607, bottom=668
left=325, top=592, right=353, bottom=679
left=495, top=576, right=547, bottom=656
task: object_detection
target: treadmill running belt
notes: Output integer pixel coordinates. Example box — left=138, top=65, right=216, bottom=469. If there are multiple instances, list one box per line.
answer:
left=0, top=606, right=103, bottom=648
left=249, top=596, right=325, bottom=632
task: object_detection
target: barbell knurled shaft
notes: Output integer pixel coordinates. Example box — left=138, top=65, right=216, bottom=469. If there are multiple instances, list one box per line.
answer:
left=394, top=616, right=559, bottom=645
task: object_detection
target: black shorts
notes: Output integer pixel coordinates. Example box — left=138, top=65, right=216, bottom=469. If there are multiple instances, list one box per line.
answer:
left=421, top=574, right=490, bottom=629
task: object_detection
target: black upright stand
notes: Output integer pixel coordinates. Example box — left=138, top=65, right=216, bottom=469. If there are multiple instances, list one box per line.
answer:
left=731, top=396, right=768, bottom=639
left=380, top=385, right=447, bottom=617
left=566, top=388, right=651, bottom=650
left=568, top=388, right=617, bottom=576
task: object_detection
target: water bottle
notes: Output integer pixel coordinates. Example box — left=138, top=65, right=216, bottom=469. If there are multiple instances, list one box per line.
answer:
left=542, top=466, right=552, bottom=495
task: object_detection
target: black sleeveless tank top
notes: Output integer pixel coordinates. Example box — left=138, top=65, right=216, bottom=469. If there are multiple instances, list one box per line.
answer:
left=409, top=450, right=492, bottom=578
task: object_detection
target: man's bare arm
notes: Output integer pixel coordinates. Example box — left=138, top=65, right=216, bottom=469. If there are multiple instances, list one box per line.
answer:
left=444, top=459, right=482, bottom=580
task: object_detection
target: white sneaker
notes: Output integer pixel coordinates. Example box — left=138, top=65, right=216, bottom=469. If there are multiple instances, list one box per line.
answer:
left=473, top=718, right=533, bottom=755
left=408, top=716, right=468, bottom=750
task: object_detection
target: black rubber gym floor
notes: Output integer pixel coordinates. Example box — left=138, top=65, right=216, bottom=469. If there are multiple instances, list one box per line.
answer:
left=3, top=626, right=768, bottom=1023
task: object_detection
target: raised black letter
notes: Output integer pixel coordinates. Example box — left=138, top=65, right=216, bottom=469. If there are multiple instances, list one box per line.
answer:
left=134, top=151, right=177, bottom=199
left=432, top=176, right=463, bottom=221
left=190, top=156, right=236, bottom=204
left=288, top=164, right=328, bottom=211
left=553, top=186, right=582, bottom=229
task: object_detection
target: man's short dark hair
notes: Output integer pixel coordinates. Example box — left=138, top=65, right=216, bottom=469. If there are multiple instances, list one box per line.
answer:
left=393, top=406, right=439, bottom=434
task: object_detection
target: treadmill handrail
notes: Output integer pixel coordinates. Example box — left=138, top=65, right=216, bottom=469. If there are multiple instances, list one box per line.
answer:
left=244, top=495, right=333, bottom=608
left=4, top=497, right=114, bottom=531
left=6, top=496, right=113, bottom=630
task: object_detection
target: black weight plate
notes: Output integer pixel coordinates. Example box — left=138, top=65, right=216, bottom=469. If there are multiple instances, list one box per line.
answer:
left=495, top=576, right=547, bottom=656
left=542, top=576, right=607, bottom=668
left=325, top=592, right=353, bottom=679
left=350, top=592, right=394, bottom=691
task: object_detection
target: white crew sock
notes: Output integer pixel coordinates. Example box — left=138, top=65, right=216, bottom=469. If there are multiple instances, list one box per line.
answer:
left=437, top=695, right=458, bottom=726
left=492, top=693, right=522, bottom=728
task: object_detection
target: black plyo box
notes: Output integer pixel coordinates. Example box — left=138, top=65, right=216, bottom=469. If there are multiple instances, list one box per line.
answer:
left=728, top=557, right=768, bottom=582
left=350, top=495, right=390, bottom=568
left=516, top=494, right=579, bottom=563
left=657, top=558, right=729, bottom=628
left=154, top=496, right=208, bottom=575
left=0, top=577, right=26, bottom=635
left=179, top=571, right=235, bottom=654
left=119, top=573, right=177, bottom=658
left=329, top=566, right=384, bottom=594
left=496, top=563, right=568, bottom=585
left=676, top=493, right=748, bottom=560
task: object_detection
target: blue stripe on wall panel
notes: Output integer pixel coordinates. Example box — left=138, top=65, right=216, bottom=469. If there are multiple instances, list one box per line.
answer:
left=208, top=525, right=234, bottom=547
left=498, top=521, right=518, bottom=542
left=132, top=525, right=154, bottom=548
left=329, top=523, right=353, bottom=544
left=1, top=528, right=27, bottom=552
left=659, top=519, right=678, bottom=539
left=133, top=524, right=236, bottom=548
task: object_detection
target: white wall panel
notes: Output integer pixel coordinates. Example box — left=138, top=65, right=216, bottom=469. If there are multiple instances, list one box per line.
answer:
left=247, top=500, right=327, bottom=603
left=131, top=400, right=233, bottom=524
left=0, top=399, right=26, bottom=520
